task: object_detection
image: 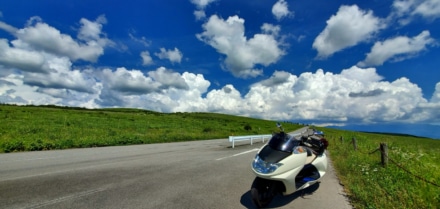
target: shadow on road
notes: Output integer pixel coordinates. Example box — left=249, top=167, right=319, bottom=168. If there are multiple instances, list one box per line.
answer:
left=240, top=182, right=321, bottom=208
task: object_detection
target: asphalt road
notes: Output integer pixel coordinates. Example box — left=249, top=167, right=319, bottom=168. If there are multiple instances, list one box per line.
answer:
left=0, top=136, right=352, bottom=209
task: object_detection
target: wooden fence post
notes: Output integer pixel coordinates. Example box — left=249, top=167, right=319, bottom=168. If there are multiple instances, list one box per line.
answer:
left=380, top=143, right=388, bottom=167
left=352, top=137, right=357, bottom=151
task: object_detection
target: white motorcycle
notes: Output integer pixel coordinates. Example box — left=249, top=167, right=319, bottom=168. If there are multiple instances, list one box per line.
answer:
left=250, top=124, right=328, bottom=208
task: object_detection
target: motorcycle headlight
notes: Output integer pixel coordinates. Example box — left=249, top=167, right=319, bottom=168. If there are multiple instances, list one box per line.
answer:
left=252, top=155, right=283, bottom=174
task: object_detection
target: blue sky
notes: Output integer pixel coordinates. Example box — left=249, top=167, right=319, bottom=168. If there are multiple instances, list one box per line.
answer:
left=0, top=0, right=439, bottom=138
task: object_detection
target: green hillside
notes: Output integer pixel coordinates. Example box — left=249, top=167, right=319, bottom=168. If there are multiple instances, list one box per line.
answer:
left=0, top=104, right=302, bottom=152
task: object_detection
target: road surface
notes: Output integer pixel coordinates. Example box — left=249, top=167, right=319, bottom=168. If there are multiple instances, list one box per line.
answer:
left=0, top=135, right=352, bottom=208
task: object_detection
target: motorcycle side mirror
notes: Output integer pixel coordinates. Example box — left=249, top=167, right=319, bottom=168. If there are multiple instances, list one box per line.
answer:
left=276, top=122, right=285, bottom=133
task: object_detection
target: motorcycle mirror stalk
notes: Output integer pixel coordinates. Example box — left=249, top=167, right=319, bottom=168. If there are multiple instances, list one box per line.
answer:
left=276, top=122, right=284, bottom=132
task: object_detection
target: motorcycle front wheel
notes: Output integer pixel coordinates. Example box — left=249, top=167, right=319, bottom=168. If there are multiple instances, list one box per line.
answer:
left=250, top=177, right=278, bottom=208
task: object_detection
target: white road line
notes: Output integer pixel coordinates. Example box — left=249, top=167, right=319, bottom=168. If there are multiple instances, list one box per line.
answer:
left=27, top=187, right=108, bottom=209
left=216, top=148, right=259, bottom=161
left=0, top=160, right=123, bottom=182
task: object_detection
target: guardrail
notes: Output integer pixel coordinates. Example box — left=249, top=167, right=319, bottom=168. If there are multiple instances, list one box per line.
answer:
left=228, top=134, right=272, bottom=148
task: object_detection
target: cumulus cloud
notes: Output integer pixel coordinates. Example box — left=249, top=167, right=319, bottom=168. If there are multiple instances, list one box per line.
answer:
left=427, top=95, right=440, bottom=127
left=155, top=47, right=183, bottom=64
left=0, top=15, right=114, bottom=98
left=194, top=10, right=207, bottom=20
left=0, top=39, right=49, bottom=73
left=431, top=82, right=440, bottom=102
left=313, top=5, right=385, bottom=58
left=0, top=73, right=65, bottom=106
left=272, top=0, right=293, bottom=20
left=100, top=67, right=189, bottom=96
left=0, top=21, right=18, bottom=34
left=0, top=10, right=439, bottom=128
left=261, top=23, right=281, bottom=36
left=147, top=67, right=189, bottom=90
left=13, top=15, right=112, bottom=62
left=242, top=66, right=431, bottom=123
left=197, top=15, right=285, bottom=78
left=141, top=51, right=153, bottom=66
left=21, top=57, right=97, bottom=93
left=415, top=0, right=440, bottom=19
left=78, top=15, right=107, bottom=42
left=2, top=62, right=439, bottom=124
left=392, top=0, right=440, bottom=24
left=101, top=67, right=159, bottom=95
left=358, top=30, right=436, bottom=67
left=95, top=67, right=209, bottom=112
left=190, top=0, right=216, bottom=9
left=259, top=71, right=291, bottom=87
left=190, top=0, right=217, bottom=20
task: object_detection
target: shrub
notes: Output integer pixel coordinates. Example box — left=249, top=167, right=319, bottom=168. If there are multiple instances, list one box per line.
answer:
left=3, top=141, right=25, bottom=153
left=244, top=124, right=252, bottom=131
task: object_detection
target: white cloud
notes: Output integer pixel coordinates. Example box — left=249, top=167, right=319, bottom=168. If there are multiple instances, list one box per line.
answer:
left=101, top=67, right=159, bottom=95
left=415, top=0, right=440, bottom=19
left=0, top=39, right=48, bottom=73
left=2, top=63, right=439, bottom=125
left=141, top=51, right=153, bottom=66
left=392, top=0, right=440, bottom=24
left=21, top=57, right=97, bottom=93
left=261, top=23, right=281, bottom=36
left=78, top=15, right=107, bottom=42
left=0, top=73, right=62, bottom=105
left=100, top=67, right=189, bottom=96
left=129, top=33, right=151, bottom=47
left=0, top=15, right=113, bottom=108
left=313, top=5, right=384, bottom=58
left=155, top=47, right=183, bottom=64
left=147, top=67, right=189, bottom=90
left=197, top=15, right=285, bottom=78
left=194, top=10, right=206, bottom=20
left=240, top=66, right=430, bottom=123
left=0, top=21, right=17, bottom=34
left=12, top=16, right=111, bottom=62
left=0, top=70, right=99, bottom=107
left=96, top=67, right=209, bottom=112
left=358, top=30, right=436, bottom=67
left=190, top=0, right=216, bottom=9
left=190, top=0, right=216, bottom=20
left=272, top=0, right=293, bottom=21
left=347, top=64, right=384, bottom=80
left=0, top=9, right=439, bottom=127
left=205, top=84, right=244, bottom=114
left=431, top=82, right=440, bottom=102
left=259, top=70, right=291, bottom=87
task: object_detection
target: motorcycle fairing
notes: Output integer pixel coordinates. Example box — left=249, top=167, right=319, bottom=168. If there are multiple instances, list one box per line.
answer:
left=258, top=145, right=290, bottom=163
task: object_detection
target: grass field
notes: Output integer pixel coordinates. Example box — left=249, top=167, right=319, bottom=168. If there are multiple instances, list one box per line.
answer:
left=322, top=127, right=440, bottom=209
left=0, top=104, right=302, bottom=152
left=1, top=104, right=439, bottom=208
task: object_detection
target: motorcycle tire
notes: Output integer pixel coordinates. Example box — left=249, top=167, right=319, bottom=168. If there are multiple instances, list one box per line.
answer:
left=250, top=177, right=278, bottom=208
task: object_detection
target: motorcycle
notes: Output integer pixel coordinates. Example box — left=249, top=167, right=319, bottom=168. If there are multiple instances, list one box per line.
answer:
left=250, top=123, right=329, bottom=208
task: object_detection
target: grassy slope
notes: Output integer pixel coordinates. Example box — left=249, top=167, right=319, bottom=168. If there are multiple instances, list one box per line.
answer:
left=1, top=104, right=439, bottom=208
left=321, top=127, right=440, bottom=209
left=0, top=104, right=302, bottom=152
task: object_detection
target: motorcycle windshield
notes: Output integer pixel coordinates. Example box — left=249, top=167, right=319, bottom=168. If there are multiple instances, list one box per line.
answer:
left=268, top=133, right=301, bottom=153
